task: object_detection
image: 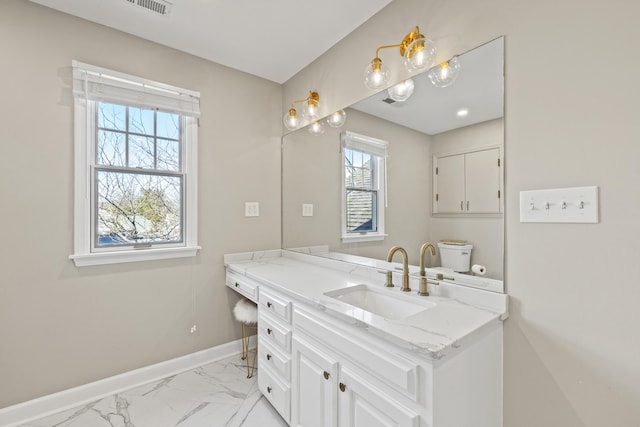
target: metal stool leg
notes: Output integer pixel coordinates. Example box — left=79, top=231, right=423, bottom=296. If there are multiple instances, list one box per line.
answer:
left=241, top=322, right=257, bottom=378
left=241, top=323, right=249, bottom=361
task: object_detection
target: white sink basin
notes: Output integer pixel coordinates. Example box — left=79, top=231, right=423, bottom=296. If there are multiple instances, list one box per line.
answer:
left=324, top=284, right=435, bottom=320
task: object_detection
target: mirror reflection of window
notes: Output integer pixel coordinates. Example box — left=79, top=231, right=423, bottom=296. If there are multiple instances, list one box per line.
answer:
left=345, top=148, right=376, bottom=233
left=341, top=132, right=388, bottom=243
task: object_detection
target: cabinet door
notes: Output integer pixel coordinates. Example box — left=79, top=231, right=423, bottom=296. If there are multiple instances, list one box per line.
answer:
left=291, top=336, right=339, bottom=427
left=435, top=154, right=465, bottom=213
left=465, top=148, right=501, bottom=213
left=338, top=367, right=420, bottom=427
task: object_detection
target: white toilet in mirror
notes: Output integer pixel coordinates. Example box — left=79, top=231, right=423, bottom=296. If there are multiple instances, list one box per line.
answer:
left=437, top=241, right=473, bottom=273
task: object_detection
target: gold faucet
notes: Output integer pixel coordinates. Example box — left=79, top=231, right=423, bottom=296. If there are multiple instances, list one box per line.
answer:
left=385, top=246, right=410, bottom=292
left=418, top=242, right=436, bottom=296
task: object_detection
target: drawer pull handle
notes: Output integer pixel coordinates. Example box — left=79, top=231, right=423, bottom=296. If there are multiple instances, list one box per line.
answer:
left=267, top=386, right=272, bottom=394
left=323, top=371, right=330, bottom=380
left=235, top=282, right=239, bottom=288
left=267, top=328, right=272, bottom=335
left=266, top=353, right=272, bottom=360
left=267, top=302, right=273, bottom=308
left=339, top=383, right=346, bottom=392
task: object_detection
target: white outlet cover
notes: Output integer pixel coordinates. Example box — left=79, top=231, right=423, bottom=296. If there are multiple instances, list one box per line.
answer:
left=302, top=203, right=313, bottom=217
left=245, top=202, right=259, bottom=217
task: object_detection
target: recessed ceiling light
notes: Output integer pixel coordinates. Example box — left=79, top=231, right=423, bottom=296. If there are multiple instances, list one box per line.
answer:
left=457, top=109, right=469, bottom=117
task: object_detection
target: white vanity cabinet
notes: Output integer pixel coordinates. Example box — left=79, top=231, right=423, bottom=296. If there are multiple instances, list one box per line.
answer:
left=292, top=307, right=421, bottom=427
left=433, top=147, right=502, bottom=214
left=224, top=251, right=506, bottom=427
left=258, top=287, right=293, bottom=424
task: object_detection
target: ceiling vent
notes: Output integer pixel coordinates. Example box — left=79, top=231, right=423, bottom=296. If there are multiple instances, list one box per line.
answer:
left=382, top=97, right=396, bottom=104
left=124, top=0, right=172, bottom=16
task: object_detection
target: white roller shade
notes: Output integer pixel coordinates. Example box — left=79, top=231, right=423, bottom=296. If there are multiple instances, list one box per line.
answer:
left=72, top=60, right=200, bottom=117
left=341, top=131, right=388, bottom=157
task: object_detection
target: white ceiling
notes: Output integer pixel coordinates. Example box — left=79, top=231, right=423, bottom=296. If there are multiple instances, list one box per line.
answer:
left=30, top=0, right=392, bottom=84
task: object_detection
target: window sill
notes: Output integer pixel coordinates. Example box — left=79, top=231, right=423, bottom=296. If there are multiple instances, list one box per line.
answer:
left=341, top=234, right=387, bottom=244
left=70, top=246, right=201, bottom=267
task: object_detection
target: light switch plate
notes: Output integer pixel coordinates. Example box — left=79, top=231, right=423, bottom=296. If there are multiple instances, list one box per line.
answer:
left=302, top=203, right=313, bottom=217
left=245, top=202, right=259, bottom=217
left=519, top=186, right=598, bottom=223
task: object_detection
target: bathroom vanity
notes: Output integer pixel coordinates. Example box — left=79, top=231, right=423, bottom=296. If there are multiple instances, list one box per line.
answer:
left=224, top=249, right=508, bottom=427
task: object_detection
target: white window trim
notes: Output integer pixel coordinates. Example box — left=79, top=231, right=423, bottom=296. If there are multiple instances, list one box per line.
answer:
left=341, top=131, right=388, bottom=243
left=69, top=62, right=200, bottom=267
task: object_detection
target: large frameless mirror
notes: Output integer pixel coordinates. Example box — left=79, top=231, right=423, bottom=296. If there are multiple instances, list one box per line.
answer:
left=282, top=37, right=504, bottom=282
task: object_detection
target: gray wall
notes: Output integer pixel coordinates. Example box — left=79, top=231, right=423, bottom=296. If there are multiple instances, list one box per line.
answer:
left=283, top=0, right=640, bottom=425
left=0, top=1, right=281, bottom=408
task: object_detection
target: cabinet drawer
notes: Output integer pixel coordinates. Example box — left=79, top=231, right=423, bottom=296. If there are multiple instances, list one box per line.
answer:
left=259, top=338, right=291, bottom=382
left=259, top=364, right=291, bottom=424
left=294, top=308, right=421, bottom=402
left=259, top=312, right=292, bottom=354
left=226, top=271, right=258, bottom=302
left=259, top=288, right=291, bottom=323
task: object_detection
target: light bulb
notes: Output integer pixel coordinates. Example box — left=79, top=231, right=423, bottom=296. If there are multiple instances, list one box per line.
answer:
left=308, top=120, right=325, bottom=135
left=303, top=101, right=319, bottom=120
left=428, top=56, right=461, bottom=87
left=364, top=58, right=390, bottom=90
left=302, top=91, right=320, bottom=120
left=283, top=108, right=300, bottom=130
left=403, top=37, right=436, bottom=73
left=387, top=79, right=415, bottom=102
left=327, top=110, right=346, bottom=128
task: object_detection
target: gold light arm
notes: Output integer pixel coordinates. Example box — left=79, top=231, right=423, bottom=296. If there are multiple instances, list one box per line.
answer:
left=289, top=91, right=320, bottom=110
left=371, top=26, right=425, bottom=60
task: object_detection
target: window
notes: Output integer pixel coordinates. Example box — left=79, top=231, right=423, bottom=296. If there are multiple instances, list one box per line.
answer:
left=70, top=61, right=200, bottom=266
left=341, top=131, right=387, bottom=243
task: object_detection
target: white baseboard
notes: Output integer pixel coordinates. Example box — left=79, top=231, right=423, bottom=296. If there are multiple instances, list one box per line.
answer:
left=0, top=339, right=243, bottom=427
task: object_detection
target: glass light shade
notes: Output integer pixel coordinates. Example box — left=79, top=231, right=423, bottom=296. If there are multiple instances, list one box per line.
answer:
left=302, top=100, right=320, bottom=120
left=427, top=56, right=461, bottom=88
left=283, top=108, right=300, bottom=130
left=403, top=37, right=437, bottom=73
left=364, top=59, right=390, bottom=90
left=387, top=79, right=415, bottom=102
left=308, top=120, right=325, bottom=135
left=326, top=109, right=347, bottom=128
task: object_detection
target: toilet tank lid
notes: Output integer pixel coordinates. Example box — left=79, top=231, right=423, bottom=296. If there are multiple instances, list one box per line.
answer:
left=439, top=239, right=468, bottom=246
left=438, top=240, right=473, bottom=250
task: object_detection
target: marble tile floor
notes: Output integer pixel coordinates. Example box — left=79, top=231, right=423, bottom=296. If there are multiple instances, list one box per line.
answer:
left=19, top=355, right=288, bottom=427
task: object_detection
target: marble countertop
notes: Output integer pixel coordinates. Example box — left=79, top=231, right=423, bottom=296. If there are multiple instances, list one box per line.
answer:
left=224, top=250, right=508, bottom=359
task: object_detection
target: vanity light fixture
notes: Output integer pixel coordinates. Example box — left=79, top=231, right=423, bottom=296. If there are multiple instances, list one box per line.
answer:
left=308, top=120, right=325, bottom=135
left=387, top=79, right=415, bottom=102
left=364, top=26, right=436, bottom=90
left=427, top=56, right=461, bottom=88
left=283, top=91, right=320, bottom=131
left=326, top=109, right=347, bottom=128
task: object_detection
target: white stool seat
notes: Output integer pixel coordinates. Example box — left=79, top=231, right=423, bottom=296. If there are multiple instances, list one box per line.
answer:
left=234, top=298, right=258, bottom=324
left=233, top=299, right=258, bottom=378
